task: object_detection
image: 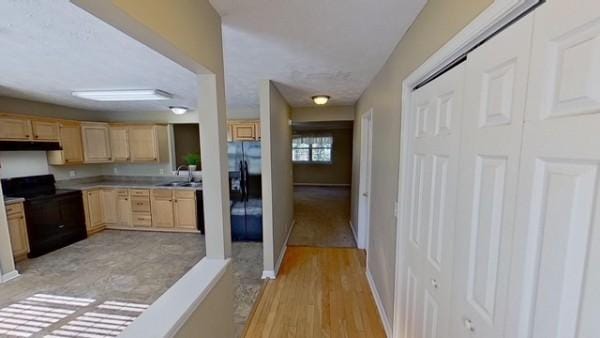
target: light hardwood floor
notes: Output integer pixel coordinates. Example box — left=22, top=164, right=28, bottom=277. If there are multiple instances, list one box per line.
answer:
left=245, top=246, right=386, bottom=338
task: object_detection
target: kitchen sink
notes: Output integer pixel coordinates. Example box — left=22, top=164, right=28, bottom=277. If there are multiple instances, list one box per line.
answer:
left=155, top=181, right=188, bottom=187
left=180, top=182, right=202, bottom=188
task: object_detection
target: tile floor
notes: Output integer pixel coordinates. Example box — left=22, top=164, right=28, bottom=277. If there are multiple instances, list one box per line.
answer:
left=0, top=230, right=263, bottom=338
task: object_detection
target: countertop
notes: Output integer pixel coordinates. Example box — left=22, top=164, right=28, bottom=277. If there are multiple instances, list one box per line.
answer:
left=59, top=180, right=203, bottom=191
left=4, top=197, right=25, bottom=206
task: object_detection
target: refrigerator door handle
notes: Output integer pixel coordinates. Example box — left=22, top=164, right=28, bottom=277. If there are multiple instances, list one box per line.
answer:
left=244, top=160, right=249, bottom=201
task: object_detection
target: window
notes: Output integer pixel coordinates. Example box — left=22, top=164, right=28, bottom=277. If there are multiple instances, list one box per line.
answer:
left=292, top=135, right=333, bottom=163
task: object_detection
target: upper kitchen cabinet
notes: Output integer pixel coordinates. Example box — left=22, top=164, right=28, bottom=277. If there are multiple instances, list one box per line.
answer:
left=110, top=126, right=130, bottom=162
left=129, top=125, right=168, bottom=162
left=0, top=115, right=32, bottom=140
left=81, top=122, right=112, bottom=163
left=229, top=121, right=259, bottom=141
left=31, top=120, right=60, bottom=141
left=48, top=121, right=84, bottom=165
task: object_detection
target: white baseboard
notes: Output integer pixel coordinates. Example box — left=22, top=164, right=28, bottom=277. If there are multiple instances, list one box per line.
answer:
left=262, top=219, right=296, bottom=280
left=0, top=270, right=19, bottom=283
left=293, top=183, right=351, bottom=187
left=349, top=220, right=358, bottom=246
left=366, top=268, right=392, bottom=337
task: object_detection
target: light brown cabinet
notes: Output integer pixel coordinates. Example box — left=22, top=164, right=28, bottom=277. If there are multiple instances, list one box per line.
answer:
left=228, top=120, right=261, bottom=141
left=5, top=203, right=30, bottom=262
left=101, top=189, right=118, bottom=225
left=151, top=190, right=175, bottom=228
left=0, top=117, right=32, bottom=140
left=48, top=121, right=84, bottom=165
left=81, top=123, right=112, bottom=163
left=110, top=126, right=130, bottom=162
left=174, top=190, right=197, bottom=229
left=83, top=189, right=104, bottom=234
left=116, top=190, right=132, bottom=227
left=31, top=120, right=60, bottom=141
left=129, top=125, right=168, bottom=162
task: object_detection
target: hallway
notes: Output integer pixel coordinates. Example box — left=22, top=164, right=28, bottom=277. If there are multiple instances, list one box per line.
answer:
left=244, top=247, right=385, bottom=337
left=288, top=186, right=356, bottom=248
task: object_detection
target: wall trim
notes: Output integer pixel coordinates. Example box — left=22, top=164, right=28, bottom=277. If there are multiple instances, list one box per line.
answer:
left=366, top=267, right=392, bottom=337
left=349, top=220, right=358, bottom=245
left=0, top=270, right=19, bottom=283
left=262, top=219, right=295, bottom=280
left=391, top=0, right=541, bottom=337
left=293, top=183, right=350, bottom=187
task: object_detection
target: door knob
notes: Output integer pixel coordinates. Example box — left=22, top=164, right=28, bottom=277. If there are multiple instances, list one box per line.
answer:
left=362, top=192, right=368, bottom=197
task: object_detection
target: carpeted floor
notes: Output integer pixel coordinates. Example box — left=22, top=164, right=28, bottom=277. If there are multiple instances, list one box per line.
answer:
left=288, top=186, right=356, bottom=248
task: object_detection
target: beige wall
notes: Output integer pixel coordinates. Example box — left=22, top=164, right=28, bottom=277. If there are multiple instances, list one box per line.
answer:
left=260, top=80, right=294, bottom=276
left=293, top=128, right=353, bottom=185
left=291, top=105, right=354, bottom=122
left=351, top=0, right=494, bottom=325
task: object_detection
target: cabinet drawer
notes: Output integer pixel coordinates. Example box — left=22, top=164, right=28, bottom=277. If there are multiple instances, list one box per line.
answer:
left=131, top=213, right=152, bottom=227
left=116, top=189, right=129, bottom=197
left=152, top=189, right=173, bottom=199
left=130, top=189, right=150, bottom=197
left=174, top=190, right=196, bottom=199
left=131, top=197, right=150, bottom=212
left=6, top=203, right=24, bottom=216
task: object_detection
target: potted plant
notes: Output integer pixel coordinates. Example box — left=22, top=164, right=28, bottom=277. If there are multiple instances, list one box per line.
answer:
left=183, top=153, right=201, bottom=172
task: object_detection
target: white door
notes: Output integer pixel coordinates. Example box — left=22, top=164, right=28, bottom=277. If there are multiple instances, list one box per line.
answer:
left=506, top=0, right=600, bottom=337
left=402, top=63, right=465, bottom=338
left=449, top=15, right=534, bottom=338
left=357, top=110, right=373, bottom=249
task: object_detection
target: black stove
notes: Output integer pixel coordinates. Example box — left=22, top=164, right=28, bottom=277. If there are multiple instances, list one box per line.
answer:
left=2, top=174, right=87, bottom=258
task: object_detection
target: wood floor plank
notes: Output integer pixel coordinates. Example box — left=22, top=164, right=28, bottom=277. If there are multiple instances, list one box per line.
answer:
left=244, top=247, right=386, bottom=338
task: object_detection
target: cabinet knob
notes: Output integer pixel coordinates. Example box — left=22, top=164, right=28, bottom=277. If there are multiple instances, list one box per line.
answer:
left=25, top=134, right=30, bottom=138
left=34, top=135, right=39, bottom=139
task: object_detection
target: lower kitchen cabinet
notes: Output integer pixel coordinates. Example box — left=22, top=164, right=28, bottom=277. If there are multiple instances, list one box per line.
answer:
left=5, top=202, right=30, bottom=262
left=82, top=187, right=200, bottom=233
left=83, top=189, right=105, bottom=235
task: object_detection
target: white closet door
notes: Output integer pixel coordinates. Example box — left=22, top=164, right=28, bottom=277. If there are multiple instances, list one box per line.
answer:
left=403, top=63, right=465, bottom=338
left=449, top=15, right=534, bottom=338
left=506, top=0, right=600, bottom=337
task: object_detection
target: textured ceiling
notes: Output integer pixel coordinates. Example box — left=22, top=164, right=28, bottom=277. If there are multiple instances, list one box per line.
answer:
left=0, top=0, right=198, bottom=113
left=211, top=0, right=426, bottom=111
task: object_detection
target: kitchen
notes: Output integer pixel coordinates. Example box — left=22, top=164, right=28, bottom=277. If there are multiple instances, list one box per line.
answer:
left=0, top=1, right=264, bottom=336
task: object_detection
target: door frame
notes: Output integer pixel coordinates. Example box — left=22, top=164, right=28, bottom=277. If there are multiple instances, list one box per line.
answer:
left=357, top=109, right=374, bottom=250
left=391, top=0, right=541, bottom=336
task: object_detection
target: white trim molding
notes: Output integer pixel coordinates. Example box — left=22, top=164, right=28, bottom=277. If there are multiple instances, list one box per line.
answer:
left=367, top=268, right=392, bottom=337
left=262, top=219, right=296, bottom=279
left=349, top=220, right=358, bottom=245
left=392, top=0, right=540, bottom=337
left=0, top=270, right=19, bottom=283
left=293, top=183, right=351, bottom=187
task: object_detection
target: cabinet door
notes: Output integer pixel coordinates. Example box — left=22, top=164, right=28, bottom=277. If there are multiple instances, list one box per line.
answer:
left=7, top=213, right=29, bottom=258
left=101, top=189, right=118, bottom=224
left=0, top=117, right=32, bottom=140
left=232, top=123, right=256, bottom=141
left=82, top=123, right=112, bottom=163
left=151, top=196, right=174, bottom=228
left=117, top=193, right=132, bottom=227
left=110, top=126, right=130, bottom=162
left=129, top=126, right=158, bottom=162
left=254, top=121, right=261, bottom=140
left=60, top=122, right=84, bottom=164
left=174, top=196, right=197, bottom=229
left=85, top=190, right=104, bottom=229
left=31, top=120, right=60, bottom=141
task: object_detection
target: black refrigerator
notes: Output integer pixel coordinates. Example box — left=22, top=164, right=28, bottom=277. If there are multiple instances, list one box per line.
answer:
left=228, top=141, right=262, bottom=241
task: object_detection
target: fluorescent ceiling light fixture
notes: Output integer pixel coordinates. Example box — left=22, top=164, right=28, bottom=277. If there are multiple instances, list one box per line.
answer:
left=169, top=106, right=188, bottom=115
left=72, top=89, right=173, bottom=101
left=312, top=95, right=330, bottom=105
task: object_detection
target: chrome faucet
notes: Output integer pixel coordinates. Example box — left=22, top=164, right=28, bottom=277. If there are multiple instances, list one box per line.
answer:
left=176, top=165, right=193, bottom=183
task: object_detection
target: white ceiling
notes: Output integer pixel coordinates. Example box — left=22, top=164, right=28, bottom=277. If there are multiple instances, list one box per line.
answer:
left=211, top=0, right=426, bottom=112
left=0, top=0, right=198, bottom=113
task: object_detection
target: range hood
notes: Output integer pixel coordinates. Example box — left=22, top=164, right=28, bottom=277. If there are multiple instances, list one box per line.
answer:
left=0, top=141, right=62, bottom=151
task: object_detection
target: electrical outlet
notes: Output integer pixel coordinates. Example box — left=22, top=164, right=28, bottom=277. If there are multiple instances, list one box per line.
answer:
left=159, top=169, right=165, bottom=175
left=69, top=170, right=76, bottom=178
left=113, top=167, right=119, bottom=174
